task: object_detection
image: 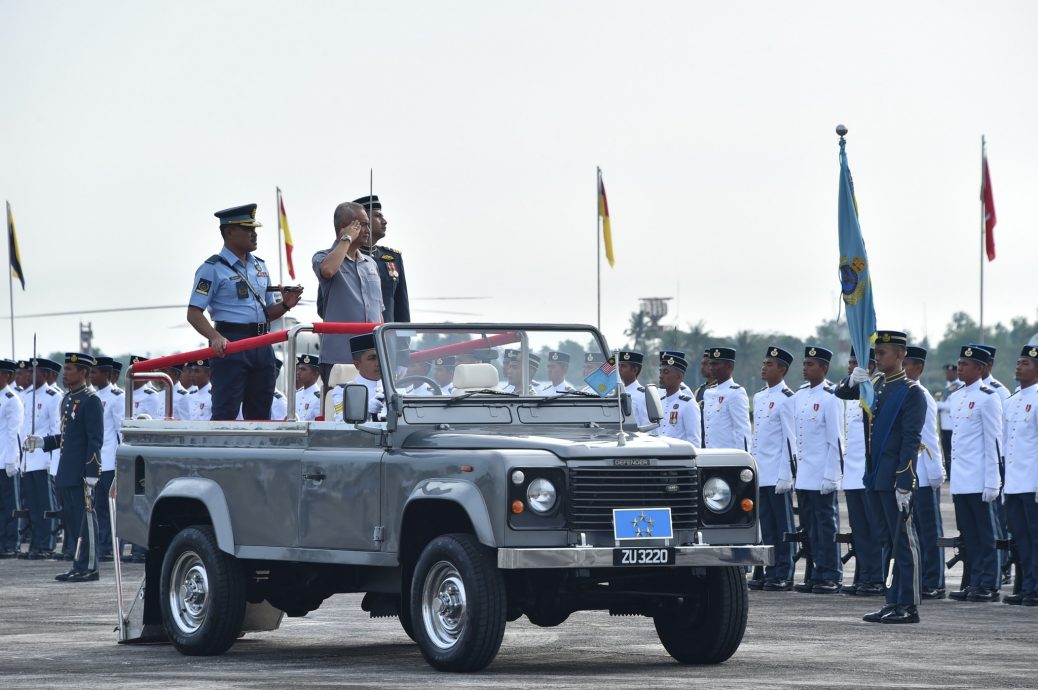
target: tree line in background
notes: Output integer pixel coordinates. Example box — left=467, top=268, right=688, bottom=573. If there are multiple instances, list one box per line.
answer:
left=623, top=310, right=1038, bottom=397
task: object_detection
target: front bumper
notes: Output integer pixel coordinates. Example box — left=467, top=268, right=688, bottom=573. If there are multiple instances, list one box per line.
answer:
left=496, top=544, right=773, bottom=569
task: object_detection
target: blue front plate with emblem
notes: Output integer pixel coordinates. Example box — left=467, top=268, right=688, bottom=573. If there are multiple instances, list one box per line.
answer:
left=612, top=507, right=673, bottom=541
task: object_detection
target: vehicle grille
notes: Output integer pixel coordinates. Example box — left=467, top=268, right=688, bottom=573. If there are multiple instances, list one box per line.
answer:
left=566, top=465, right=699, bottom=531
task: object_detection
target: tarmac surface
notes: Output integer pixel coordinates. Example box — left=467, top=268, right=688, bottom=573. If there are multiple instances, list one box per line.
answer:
left=2, top=492, right=1036, bottom=689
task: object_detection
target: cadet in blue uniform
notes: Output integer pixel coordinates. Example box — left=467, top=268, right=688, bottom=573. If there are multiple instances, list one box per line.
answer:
left=354, top=195, right=410, bottom=323
left=838, top=331, right=926, bottom=623
left=23, top=353, right=104, bottom=582
left=187, top=204, right=302, bottom=420
left=1002, top=345, right=1038, bottom=605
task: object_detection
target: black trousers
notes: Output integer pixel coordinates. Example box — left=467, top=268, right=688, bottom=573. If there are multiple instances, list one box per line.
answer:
left=211, top=327, right=276, bottom=421
left=0, top=473, right=16, bottom=550
left=60, top=484, right=97, bottom=573
left=95, top=470, right=115, bottom=556
left=845, top=488, right=883, bottom=584
left=914, top=486, right=945, bottom=590
left=1005, top=493, right=1038, bottom=595
left=940, top=429, right=953, bottom=477
left=796, top=489, right=842, bottom=583
left=953, top=493, right=1000, bottom=591
left=759, top=485, right=795, bottom=581
left=22, top=470, right=53, bottom=552
left=868, top=490, right=921, bottom=606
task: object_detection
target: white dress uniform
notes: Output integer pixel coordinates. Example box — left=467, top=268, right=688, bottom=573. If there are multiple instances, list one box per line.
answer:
left=984, top=374, right=1011, bottom=403
left=537, top=380, right=575, bottom=396
left=1003, top=383, right=1038, bottom=495
left=189, top=383, right=213, bottom=421
left=916, top=386, right=945, bottom=488
left=132, top=384, right=164, bottom=419
left=751, top=382, right=796, bottom=487
left=792, top=383, right=844, bottom=492
left=270, top=390, right=288, bottom=421
left=0, top=383, right=24, bottom=472
left=842, top=397, right=866, bottom=490
left=20, top=383, right=60, bottom=472
left=94, top=384, right=124, bottom=473
left=295, top=382, right=322, bottom=421
left=703, top=378, right=751, bottom=451
left=949, top=380, right=1002, bottom=495
left=331, top=373, right=385, bottom=421
left=439, top=382, right=456, bottom=396
left=625, top=380, right=649, bottom=427
left=173, top=381, right=192, bottom=420
left=48, top=383, right=66, bottom=476
left=406, top=382, right=434, bottom=396
left=936, top=380, right=962, bottom=431
left=655, top=389, right=702, bottom=447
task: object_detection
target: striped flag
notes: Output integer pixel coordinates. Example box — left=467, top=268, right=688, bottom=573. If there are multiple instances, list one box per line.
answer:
left=7, top=202, right=24, bottom=290
left=277, top=187, right=295, bottom=280
left=598, top=169, right=615, bottom=267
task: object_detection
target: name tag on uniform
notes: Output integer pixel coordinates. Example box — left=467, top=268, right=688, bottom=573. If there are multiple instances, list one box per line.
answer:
left=236, top=281, right=250, bottom=299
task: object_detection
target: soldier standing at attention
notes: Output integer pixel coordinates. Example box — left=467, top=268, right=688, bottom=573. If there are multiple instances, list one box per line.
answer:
left=20, top=358, right=61, bottom=558
left=703, top=347, right=751, bottom=451
left=903, top=346, right=948, bottom=600
left=0, top=359, right=24, bottom=558
left=792, top=346, right=844, bottom=594
left=947, top=345, right=1004, bottom=602
left=355, top=195, right=409, bottom=323
left=128, top=356, right=163, bottom=419
left=188, top=204, right=301, bottom=420
left=617, top=351, right=648, bottom=427
left=935, top=363, right=962, bottom=479
left=660, top=350, right=696, bottom=398
left=974, top=344, right=1011, bottom=403
left=24, top=353, right=104, bottom=583
left=295, top=355, right=323, bottom=421
left=655, top=353, right=701, bottom=447
left=750, top=346, right=796, bottom=591
left=1001, top=345, right=1038, bottom=605
left=188, top=360, right=213, bottom=421
left=89, top=357, right=123, bottom=561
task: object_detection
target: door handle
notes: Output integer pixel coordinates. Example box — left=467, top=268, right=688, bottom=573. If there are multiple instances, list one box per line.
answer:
left=303, top=470, right=326, bottom=482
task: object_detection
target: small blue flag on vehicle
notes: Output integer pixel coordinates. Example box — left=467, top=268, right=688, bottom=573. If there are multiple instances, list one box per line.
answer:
left=583, top=357, right=619, bottom=397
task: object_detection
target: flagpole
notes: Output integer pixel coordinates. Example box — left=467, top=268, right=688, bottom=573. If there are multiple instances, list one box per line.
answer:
left=596, top=167, right=602, bottom=331
left=6, top=201, right=14, bottom=358
left=979, top=136, right=985, bottom=334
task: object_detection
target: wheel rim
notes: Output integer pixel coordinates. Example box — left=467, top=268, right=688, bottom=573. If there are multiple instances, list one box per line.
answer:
left=168, top=550, right=209, bottom=634
left=420, top=560, right=467, bottom=650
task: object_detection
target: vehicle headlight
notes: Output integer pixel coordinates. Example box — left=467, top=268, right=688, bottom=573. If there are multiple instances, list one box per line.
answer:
left=703, top=477, right=733, bottom=513
left=526, top=478, right=558, bottom=514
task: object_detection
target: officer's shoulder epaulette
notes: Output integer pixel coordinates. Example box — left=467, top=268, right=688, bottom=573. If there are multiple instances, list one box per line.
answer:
left=204, top=254, right=222, bottom=265
left=188, top=389, right=197, bottom=395
left=379, top=245, right=402, bottom=254
left=730, top=383, right=742, bottom=390
left=273, top=390, right=284, bottom=399
left=112, top=388, right=123, bottom=396
left=637, top=386, right=645, bottom=392
left=782, top=388, right=794, bottom=397
left=143, top=387, right=155, bottom=395
left=45, top=388, right=57, bottom=396
left=176, top=388, right=188, bottom=396
left=979, top=386, right=995, bottom=395
left=906, top=379, right=920, bottom=388
left=678, top=394, right=692, bottom=402
left=991, top=381, right=1004, bottom=389
left=4, top=390, right=12, bottom=398
left=823, top=384, right=835, bottom=393
left=313, top=390, right=321, bottom=398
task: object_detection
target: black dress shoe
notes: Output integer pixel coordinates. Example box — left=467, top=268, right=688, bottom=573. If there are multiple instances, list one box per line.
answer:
left=811, top=580, right=840, bottom=594
left=1003, top=592, right=1027, bottom=605
left=0, top=550, right=16, bottom=559
left=920, top=587, right=946, bottom=600
left=100, top=553, right=114, bottom=562
left=967, top=588, right=1000, bottom=602
left=881, top=605, right=920, bottom=624
left=129, top=555, right=146, bottom=564
left=856, top=583, right=885, bottom=597
left=793, top=581, right=814, bottom=593
left=764, top=579, right=793, bottom=591
left=66, top=570, right=99, bottom=583
left=948, top=588, right=973, bottom=601
left=863, top=604, right=897, bottom=623
left=840, top=583, right=859, bottom=595
left=747, top=578, right=764, bottom=590
left=54, top=569, right=78, bottom=582
left=1022, top=595, right=1038, bottom=606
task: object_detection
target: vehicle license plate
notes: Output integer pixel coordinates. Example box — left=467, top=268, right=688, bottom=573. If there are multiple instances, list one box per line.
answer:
left=612, top=507, right=674, bottom=541
left=613, top=547, right=676, bottom=566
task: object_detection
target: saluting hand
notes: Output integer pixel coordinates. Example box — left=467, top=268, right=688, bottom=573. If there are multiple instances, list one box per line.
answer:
left=210, top=335, right=230, bottom=358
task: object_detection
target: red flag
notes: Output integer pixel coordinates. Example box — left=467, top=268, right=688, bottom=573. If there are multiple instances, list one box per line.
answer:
left=982, top=154, right=996, bottom=261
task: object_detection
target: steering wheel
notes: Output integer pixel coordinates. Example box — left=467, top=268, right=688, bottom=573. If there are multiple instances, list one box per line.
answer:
left=396, top=375, right=444, bottom=396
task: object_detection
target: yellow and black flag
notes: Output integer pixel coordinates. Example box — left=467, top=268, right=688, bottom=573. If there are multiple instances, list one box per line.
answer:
left=7, top=202, right=24, bottom=290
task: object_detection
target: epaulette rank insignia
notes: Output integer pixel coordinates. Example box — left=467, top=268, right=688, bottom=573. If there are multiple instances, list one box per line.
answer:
left=4, top=391, right=12, bottom=398
left=381, top=254, right=395, bottom=261
left=679, top=394, right=692, bottom=402
left=45, top=388, right=57, bottom=396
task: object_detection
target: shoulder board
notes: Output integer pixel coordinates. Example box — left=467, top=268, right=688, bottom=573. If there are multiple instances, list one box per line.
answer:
left=188, top=389, right=197, bottom=395
left=112, top=389, right=123, bottom=396
left=730, top=383, right=741, bottom=390
left=782, top=388, right=794, bottom=397
left=979, top=386, right=994, bottom=395
left=204, top=254, right=222, bottom=265
left=313, top=390, right=321, bottom=398
left=991, top=381, right=1003, bottom=389
left=4, top=391, right=12, bottom=398
left=678, top=394, right=692, bottom=402
left=143, top=388, right=155, bottom=395
left=253, top=255, right=264, bottom=263
left=176, top=389, right=188, bottom=395
left=637, top=386, right=645, bottom=392
left=907, top=380, right=920, bottom=388
left=379, top=245, right=401, bottom=254
left=45, top=388, right=57, bottom=396
left=823, top=384, right=835, bottom=393
left=273, top=391, right=284, bottom=399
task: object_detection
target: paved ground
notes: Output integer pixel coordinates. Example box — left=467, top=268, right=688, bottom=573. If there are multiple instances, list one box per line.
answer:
left=2, top=492, right=1035, bottom=688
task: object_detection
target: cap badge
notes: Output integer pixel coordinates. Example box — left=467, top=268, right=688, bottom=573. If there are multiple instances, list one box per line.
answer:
left=882, top=334, right=891, bottom=342
left=586, top=354, right=593, bottom=362
left=551, top=353, right=559, bottom=361
left=964, top=347, right=973, bottom=357
left=713, top=349, right=720, bottom=358
left=666, top=357, right=675, bottom=365
left=197, top=360, right=204, bottom=366
left=70, top=354, right=78, bottom=362
left=770, top=348, right=778, bottom=356
left=623, top=353, right=630, bottom=360
left=1030, top=348, right=1038, bottom=358
left=808, top=347, right=817, bottom=357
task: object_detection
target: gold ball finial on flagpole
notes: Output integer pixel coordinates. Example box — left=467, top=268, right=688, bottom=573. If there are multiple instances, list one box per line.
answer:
left=836, top=124, right=848, bottom=137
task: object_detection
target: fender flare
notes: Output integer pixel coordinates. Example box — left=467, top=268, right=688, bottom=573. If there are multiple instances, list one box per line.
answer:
left=151, top=476, right=235, bottom=555
left=403, top=478, right=496, bottom=547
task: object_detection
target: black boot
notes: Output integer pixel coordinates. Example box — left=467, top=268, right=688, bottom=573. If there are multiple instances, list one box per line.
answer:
left=862, top=604, right=897, bottom=623
left=880, top=605, right=920, bottom=624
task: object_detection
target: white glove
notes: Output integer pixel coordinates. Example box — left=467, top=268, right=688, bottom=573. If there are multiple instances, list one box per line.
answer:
left=981, top=487, right=999, bottom=503
left=849, top=367, right=870, bottom=385
left=22, top=435, right=43, bottom=452
left=774, top=478, right=793, bottom=495
left=85, top=477, right=99, bottom=488
left=820, top=479, right=838, bottom=495
left=895, top=489, right=912, bottom=512
left=929, top=473, right=944, bottom=488
left=4, top=463, right=15, bottom=478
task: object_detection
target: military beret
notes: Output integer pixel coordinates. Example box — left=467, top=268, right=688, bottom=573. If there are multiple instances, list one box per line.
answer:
left=905, top=346, right=927, bottom=362
left=708, top=347, right=736, bottom=362
left=350, top=333, right=376, bottom=355
left=960, top=345, right=990, bottom=365
left=297, top=353, right=320, bottom=368
left=660, top=353, right=689, bottom=373
left=547, top=351, right=570, bottom=364
left=352, top=195, right=381, bottom=210
left=804, top=345, right=833, bottom=363
left=433, top=356, right=456, bottom=367
left=584, top=352, right=607, bottom=365
left=618, top=350, right=644, bottom=365
left=1020, top=345, right=1038, bottom=362
left=875, top=330, right=908, bottom=346
left=0, top=359, right=16, bottom=373
left=215, top=203, right=261, bottom=227
left=94, top=356, right=115, bottom=370
left=765, top=346, right=793, bottom=366
left=65, top=352, right=96, bottom=367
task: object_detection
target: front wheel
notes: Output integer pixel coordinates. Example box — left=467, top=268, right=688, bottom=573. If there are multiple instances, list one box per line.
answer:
left=653, top=566, right=748, bottom=664
left=159, top=525, right=246, bottom=656
left=410, top=533, right=506, bottom=672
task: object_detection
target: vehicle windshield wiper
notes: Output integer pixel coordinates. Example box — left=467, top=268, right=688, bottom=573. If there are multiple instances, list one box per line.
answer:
left=446, top=389, right=521, bottom=406
left=535, top=389, right=602, bottom=406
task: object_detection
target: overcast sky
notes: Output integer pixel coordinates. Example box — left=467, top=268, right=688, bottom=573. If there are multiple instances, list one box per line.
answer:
left=1, top=0, right=1035, bottom=359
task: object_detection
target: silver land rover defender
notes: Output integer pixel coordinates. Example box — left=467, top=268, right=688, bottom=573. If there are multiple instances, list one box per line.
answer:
left=113, top=323, right=771, bottom=672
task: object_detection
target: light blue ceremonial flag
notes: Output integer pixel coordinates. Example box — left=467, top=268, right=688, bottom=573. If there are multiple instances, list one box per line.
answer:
left=583, top=359, right=619, bottom=397
left=837, top=137, right=877, bottom=414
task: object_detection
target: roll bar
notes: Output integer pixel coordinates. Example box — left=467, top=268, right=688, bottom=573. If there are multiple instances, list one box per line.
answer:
left=123, top=372, right=174, bottom=420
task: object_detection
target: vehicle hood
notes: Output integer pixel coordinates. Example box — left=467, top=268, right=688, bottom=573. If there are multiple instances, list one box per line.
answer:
left=401, top=427, right=696, bottom=459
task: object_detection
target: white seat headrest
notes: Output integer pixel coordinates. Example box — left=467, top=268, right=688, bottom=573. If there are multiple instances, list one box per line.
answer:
left=328, top=363, right=357, bottom=387
left=452, top=363, right=499, bottom=391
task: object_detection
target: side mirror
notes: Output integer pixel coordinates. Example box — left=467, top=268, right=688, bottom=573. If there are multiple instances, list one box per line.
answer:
left=643, top=384, right=664, bottom=423
left=620, top=392, right=632, bottom=417
left=342, top=384, right=369, bottom=424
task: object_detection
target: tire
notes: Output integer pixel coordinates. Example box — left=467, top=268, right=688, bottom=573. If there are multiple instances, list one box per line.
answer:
left=410, top=533, right=506, bottom=672
left=399, top=590, right=416, bottom=641
left=159, top=525, right=246, bottom=656
left=653, top=566, right=748, bottom=664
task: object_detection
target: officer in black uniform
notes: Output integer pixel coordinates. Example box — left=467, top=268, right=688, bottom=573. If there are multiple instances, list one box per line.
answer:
left=354, top=195, right=410, bottom=322
left=23, top=353, right=104, bottom=582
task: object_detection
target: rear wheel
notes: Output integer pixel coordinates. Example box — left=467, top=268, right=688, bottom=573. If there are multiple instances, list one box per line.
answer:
left=159, top=525, right=246, bottom=656
left=653, top=566, right=748, bottom=664
left=410, top=533, right=506, bottom=672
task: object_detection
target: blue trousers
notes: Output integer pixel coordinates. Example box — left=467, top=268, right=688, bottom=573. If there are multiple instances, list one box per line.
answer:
left=0, top=473, right=17, bottom=550
left=845, top=489, right=883, bottom=584
left=797, top=489, right=842, bottom=582
left=914, top=486, right=945, bottom=590
left=95, top=470, right=115, bottom=556
left=60, top=485, right=98, bottom=573
left=211, top=329, right=276, bottom=421
left=759, top=485, right=795, bottom=581
left=22, top=470, right=53, bottom=552
left=953, top=493, right=1000, bottom=591
left=1005, top=493, right=1038, bottom=595
left=868, top=490, right=921, bottom=606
